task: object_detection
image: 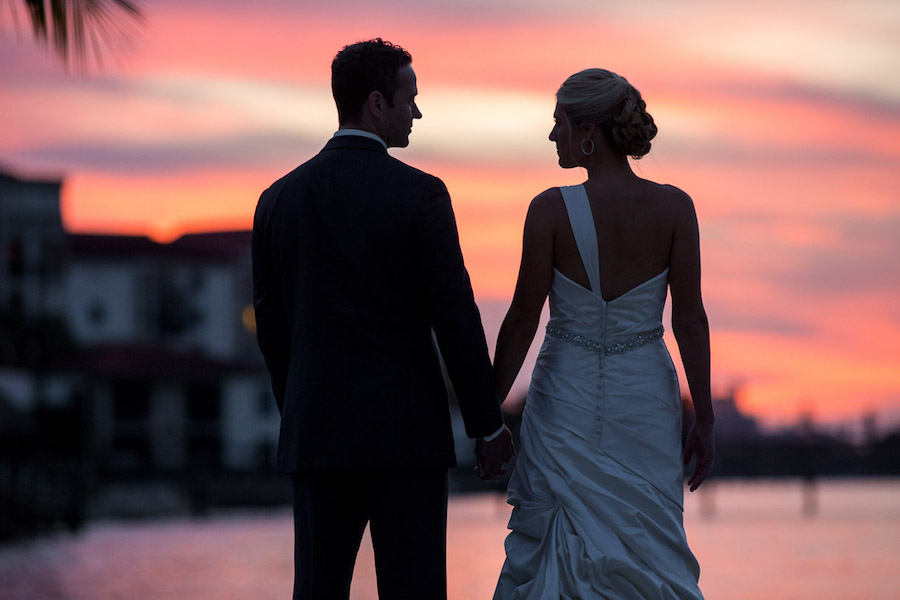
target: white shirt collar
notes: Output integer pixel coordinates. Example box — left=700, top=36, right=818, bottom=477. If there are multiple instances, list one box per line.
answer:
left=333, top=129, right=387, bottom=149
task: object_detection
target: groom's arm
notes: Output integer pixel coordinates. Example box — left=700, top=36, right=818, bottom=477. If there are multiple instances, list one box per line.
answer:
left=412, top=176, right=504, bottom=438
left=252, top=190, right=291, bottom=415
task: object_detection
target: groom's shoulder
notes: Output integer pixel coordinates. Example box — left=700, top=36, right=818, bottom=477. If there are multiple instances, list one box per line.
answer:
left=382, top=151, right=435, bottom=179
left=386, top=155, right=447, bottom=190
left=263, top=146, right=447, bottom=197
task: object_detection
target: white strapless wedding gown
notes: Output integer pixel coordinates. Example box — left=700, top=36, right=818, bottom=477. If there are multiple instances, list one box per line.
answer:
left=494, top=185, right=703, bottom=599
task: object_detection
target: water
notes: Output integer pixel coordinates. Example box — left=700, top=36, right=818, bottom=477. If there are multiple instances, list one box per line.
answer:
left=1, top=479, right=898, bottom=599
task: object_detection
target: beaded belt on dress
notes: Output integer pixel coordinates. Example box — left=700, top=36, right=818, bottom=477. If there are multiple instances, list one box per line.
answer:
left=545, top=324, right=664, bottom=356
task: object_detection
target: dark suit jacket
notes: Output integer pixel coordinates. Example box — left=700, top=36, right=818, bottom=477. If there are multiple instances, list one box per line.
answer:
left=252, top=135, right=504, bottom=472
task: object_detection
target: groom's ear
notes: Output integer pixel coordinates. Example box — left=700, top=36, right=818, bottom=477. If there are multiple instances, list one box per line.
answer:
left=366, top=90, right=386, bottom=118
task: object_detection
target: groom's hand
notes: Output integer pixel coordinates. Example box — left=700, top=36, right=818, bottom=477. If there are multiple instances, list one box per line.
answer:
left=475, top=426, right=515, bottom=481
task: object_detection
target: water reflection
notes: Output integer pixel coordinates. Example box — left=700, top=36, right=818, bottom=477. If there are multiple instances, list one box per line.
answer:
left=1, top=479, right=898, bottom=600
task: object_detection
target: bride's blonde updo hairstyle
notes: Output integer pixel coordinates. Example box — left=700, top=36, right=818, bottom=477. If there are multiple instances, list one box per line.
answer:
left=556, top=68, right=658, bottom=159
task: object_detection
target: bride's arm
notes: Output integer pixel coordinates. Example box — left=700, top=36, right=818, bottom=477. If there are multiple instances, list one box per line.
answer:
left=494, top=191, right=556, bottom=407
left=668, top=189, right=715, bottom=491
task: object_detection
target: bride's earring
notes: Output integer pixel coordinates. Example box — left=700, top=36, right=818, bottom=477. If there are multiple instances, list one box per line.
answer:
left=581, top=138, right=594, bottom=156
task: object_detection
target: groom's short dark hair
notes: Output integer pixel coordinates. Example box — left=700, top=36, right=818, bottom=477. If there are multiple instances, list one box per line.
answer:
left=331, top=38, right=413, bottom=125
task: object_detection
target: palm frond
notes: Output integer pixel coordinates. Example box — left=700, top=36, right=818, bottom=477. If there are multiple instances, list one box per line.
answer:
left=16, top=0, right=144, bottom=70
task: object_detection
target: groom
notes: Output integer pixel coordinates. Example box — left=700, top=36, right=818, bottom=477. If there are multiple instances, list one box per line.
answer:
left=252, top=38, right=514, bottom=599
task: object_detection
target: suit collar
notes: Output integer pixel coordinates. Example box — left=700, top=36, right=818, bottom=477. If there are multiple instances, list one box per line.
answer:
left=322, top=134, right=389, bottom=154
left=333, top=128, right=387, bottom=148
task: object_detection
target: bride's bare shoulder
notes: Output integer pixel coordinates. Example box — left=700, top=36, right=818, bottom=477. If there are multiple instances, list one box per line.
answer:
left=527, top=187, right=567, bottom=219
left=635, top=179, right=695, bottom=216
left=636, top=178, right=690, bottom=200
left=532, top=186, right=565, bottom=204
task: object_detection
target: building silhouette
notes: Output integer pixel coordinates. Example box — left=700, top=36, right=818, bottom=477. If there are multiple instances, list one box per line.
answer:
left=0, top=167, right=279, bottom=484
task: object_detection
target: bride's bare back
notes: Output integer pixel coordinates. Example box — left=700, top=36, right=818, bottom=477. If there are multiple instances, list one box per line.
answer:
left=551, top=177, right=690, bottom=302
left=516, top=173, right=701, bottom=316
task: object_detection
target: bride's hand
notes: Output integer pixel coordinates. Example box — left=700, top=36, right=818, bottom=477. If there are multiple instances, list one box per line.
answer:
left=476, top=427, right=515, bottom=480
left=682, top=421, right=715, bottom=492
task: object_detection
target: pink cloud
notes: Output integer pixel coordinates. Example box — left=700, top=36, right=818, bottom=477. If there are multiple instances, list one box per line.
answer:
left=3, top=1, right=898, bottom=429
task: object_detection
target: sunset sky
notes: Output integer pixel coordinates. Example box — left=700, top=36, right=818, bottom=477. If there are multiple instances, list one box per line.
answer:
left=2, top=0, right=898, bottom=430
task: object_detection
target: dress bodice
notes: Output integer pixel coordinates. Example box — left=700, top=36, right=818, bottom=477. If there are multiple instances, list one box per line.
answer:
left=547, top=185, right=669, bottom=352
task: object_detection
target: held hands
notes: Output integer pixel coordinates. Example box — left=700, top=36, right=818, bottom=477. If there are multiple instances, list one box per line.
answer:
left=682, top=420, right=715, bottom=492
left=475, top=426, right=515, bottom=481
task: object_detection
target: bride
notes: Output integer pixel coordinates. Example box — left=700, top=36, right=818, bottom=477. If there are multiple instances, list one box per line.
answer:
left=492, top=68, right=715, bottom=599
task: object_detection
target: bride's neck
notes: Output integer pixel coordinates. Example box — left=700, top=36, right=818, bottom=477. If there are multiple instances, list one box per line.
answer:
left=584, top=153, right=635, bottom=183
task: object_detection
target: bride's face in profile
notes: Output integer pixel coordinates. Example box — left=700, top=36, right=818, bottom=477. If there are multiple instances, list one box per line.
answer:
left=549, top=104, right=579, bottom=169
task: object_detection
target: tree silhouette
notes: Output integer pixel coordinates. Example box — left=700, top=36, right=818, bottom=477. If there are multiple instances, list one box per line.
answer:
left=10, top=0, right=143, bottom=69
